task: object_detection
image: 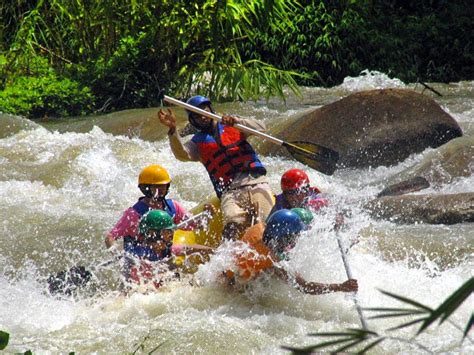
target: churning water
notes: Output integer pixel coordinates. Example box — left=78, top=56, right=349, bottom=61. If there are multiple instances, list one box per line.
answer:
left=1, top=72, right=472, bottom=353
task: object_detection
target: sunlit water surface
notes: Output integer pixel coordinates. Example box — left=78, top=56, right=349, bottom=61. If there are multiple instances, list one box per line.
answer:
left=1, top=71, right=472, bottom=353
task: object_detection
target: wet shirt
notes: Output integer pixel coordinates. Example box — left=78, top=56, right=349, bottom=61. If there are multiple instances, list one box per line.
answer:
left=108, top=199, right=191, bottom=241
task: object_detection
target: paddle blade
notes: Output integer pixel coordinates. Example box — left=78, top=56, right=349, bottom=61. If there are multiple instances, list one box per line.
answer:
left=283, top=141, right=339, bottom=175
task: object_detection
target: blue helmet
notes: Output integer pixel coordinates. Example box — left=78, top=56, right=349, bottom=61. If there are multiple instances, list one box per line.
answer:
left=186, top=95, right=213, bottom=130
left=186, top=95, right=211, bottom=110
left=263, top=209, right=305, bottom=252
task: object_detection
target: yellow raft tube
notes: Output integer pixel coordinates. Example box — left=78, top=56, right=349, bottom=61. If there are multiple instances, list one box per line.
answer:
left=172, top=194, right=223, bottom=269
left=172, top=194, right=275, bottom=270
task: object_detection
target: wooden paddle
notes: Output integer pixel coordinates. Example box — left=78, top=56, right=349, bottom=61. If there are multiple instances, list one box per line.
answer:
left=162, top=95, right=340, bottom=175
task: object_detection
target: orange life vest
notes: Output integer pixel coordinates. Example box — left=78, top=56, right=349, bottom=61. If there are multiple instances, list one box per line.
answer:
left=225, top=223, right=274, bottom=281
left=192, top=123, right=266, bottom=197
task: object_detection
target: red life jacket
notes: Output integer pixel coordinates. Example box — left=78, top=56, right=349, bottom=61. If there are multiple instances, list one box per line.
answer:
left=192, top=123, right=266, bottom=197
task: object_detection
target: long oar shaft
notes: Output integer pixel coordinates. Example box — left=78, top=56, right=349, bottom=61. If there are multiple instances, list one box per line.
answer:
left=175, top=211, right=208, bottom=229
left=97, top=212, right=208, bottom=268
left=163, top=95, right=283, bottom=146
left=336, top=232, right=369, bottom=330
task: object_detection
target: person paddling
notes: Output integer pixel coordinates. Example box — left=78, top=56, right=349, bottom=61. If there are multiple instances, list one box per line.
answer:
left=125, top=210, right=178, bottom=288
left=269, top=168, right=328, bottom=216
left=158, top=96, right=274, bottom=240
left=105, top=164, right=195, bottom=252
left=224, top=209, right=358, bottom=295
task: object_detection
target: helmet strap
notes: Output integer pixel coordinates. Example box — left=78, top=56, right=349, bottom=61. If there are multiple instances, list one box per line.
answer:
left=151, top=185, right=169, bottom=202
left=189, top=104, right=214, bottom=132
left=139, top=185, right=154, bottom=198
left=139, top=184, right=169, bottom=201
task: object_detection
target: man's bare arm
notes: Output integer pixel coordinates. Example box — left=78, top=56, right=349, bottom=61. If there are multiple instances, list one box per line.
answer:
left=274, top=266, right=358, bottom=295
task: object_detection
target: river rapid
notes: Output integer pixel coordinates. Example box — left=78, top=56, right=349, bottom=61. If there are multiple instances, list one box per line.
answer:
left=1, top=72, right=472, bottom=353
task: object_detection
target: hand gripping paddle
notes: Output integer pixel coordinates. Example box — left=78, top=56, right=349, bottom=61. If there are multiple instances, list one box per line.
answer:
left=162, top=94, right=339, bottom=175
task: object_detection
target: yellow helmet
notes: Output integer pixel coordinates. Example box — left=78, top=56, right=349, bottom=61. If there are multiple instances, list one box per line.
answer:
left=138, top=165, right=172, bottom=185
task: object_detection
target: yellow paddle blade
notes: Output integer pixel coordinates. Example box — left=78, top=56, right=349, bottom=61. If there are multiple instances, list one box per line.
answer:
left=283, top=141, right=339, bottom=175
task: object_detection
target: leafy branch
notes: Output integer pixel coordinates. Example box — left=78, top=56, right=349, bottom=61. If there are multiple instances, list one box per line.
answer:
left=284, top=277, right=473, bottom=354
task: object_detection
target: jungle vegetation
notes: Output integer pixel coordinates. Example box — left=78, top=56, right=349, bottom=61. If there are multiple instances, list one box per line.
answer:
left=0, top=0, right=473, bottom=118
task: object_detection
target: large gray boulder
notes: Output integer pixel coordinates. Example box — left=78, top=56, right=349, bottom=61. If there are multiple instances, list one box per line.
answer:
left=260, top=89, right=463, bottom=169
left=380, top=135, right=474, bottom=190
left=364, top=193, right=474, bottom=224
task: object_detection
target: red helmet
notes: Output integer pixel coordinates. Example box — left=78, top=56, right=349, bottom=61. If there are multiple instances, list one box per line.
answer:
left=281, top=169, right=310, bottom=191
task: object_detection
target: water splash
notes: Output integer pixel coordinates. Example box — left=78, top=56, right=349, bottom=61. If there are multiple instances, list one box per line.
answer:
left=339, top=69, right=407, bottom=91
left=0, top=80, right=472, bottom=353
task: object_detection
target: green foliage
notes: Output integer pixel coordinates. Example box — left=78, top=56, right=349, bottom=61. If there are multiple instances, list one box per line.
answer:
left=0, top=57, right=94, bottom=118
left=0, top=330, right=9, bottom=350
left=240, top=1, right=370, bottom=85
left=241, top=0, right=474, bottom=85
left=1, top=0, right=472, bottom=116
left=82, top=32, right=162, bottom=111
left=284, top=277, right=474, bottom=354
left=178, top=51, right=303, bottom=101
left=2, top=0, right=303, bottom=114
left=171, top=0, right=303, bottom=100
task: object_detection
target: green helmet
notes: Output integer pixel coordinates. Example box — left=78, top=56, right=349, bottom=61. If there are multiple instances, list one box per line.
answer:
left=291, top=208, right=313, bottom=226
left=139, top=210, right=176, bottom=236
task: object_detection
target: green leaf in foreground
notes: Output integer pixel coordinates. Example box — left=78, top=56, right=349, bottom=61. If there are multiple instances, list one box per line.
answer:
left=0, top=330, right=9, bottom=350
left=284, top=278, right=473, bottom=353
left=417, top=277, right=474, bottom=336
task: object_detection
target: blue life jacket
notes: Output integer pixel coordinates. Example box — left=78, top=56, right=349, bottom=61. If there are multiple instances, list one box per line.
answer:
left=268, top=188, right=326, bottom=219
left=123, top=197, right=176, bottom=261
left=269, top=194, right=289, bottom=218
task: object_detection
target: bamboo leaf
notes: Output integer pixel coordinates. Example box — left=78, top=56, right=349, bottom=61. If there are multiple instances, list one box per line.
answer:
left=358, top=337, right=386, bottom=354
left=308, top=331, right=364, bottom=338
left=364, top=307, right=427, bottom=313
left=345, top=328, right=378, bottom=337
left=368, top=311, right=425, bottom=320
left=283, top=337, right=356, bottom=353
left=380, top=290, right=433, bottom=311
left=463, top=313, right=473, bottom=339
left=0, top=331, right=9, bottom=350
left=333, top=338, right=366, bottom=352
left=418, top=277, right=474, bottom=334
left=387, top=317, right=427, bottom=331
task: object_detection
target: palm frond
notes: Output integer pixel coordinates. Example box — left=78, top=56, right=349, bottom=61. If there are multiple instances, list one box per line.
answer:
left=364, top=307, right=428, bottom=313
left=358, top=338, right=386, bottom=353
left=286, top=328, right=379, bottom=353
left=333, top=338, right=366, bottom=352
left=368, top=311, right=426, bottom=320
left=286, top=278, right=473, bottom=354
left=284, top=338, right=359, bottom=353
left=0, top=331, right=9, bottom=350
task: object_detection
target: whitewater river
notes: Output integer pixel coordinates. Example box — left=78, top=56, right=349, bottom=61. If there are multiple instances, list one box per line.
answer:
left=1, top=72, right=472, bottom=353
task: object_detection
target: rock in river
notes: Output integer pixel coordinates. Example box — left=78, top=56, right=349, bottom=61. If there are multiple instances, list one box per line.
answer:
left=364, top=192, right=474, bottom=225
left=259, top=89, right=463, bottom=169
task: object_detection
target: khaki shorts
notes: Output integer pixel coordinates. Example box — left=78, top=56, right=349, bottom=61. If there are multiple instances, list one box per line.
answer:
left=220, top=183, right=275, bottom=225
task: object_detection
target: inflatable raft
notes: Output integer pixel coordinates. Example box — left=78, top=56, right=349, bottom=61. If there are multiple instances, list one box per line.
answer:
left=172, top=194, right=223, bottom=270
left=172, top=193, right=275, bottom=270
